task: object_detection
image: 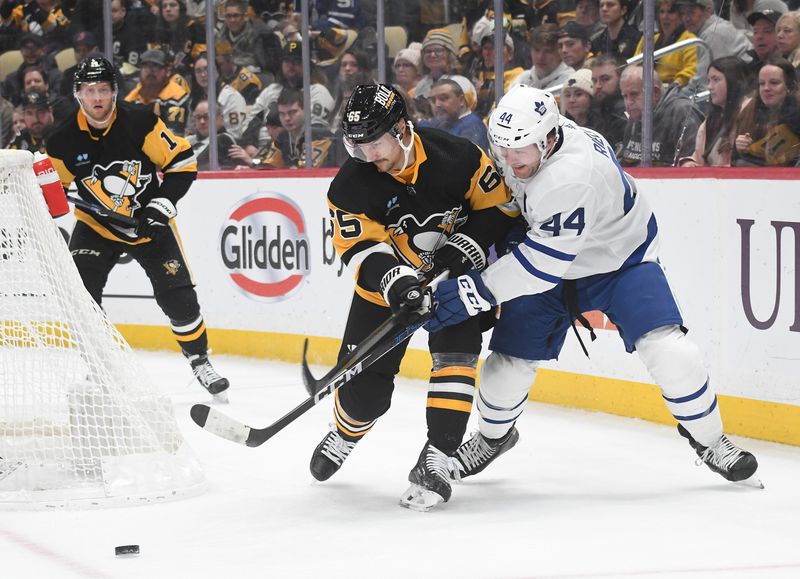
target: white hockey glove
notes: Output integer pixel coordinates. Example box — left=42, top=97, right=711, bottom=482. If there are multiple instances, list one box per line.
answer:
left=432, top=232, right=487, bottom=278
left=426, top=271, right=495, bottom=333
left=136, top=198, right=176, bottom=240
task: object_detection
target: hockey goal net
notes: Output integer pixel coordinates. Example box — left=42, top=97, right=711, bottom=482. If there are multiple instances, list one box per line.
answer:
left=0, top=149, right=205, bottom=509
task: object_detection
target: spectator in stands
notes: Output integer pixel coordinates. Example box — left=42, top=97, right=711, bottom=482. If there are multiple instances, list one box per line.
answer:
left=214, top=41, right=262, bottom=104
left=313, top=0, right=364, bottom=30
left=331, top=69, right=374, bottom=131
left=576, top=0, right=606, bottom=42
left=634, top=0, right=698, bottom=88
left=562, top=68, right=599, bottom=129
left=22, top=61, right=70, bottom=121
left=557, top=21, right=594, bottom=70
left=680, top=57, right=751, bottom=166
left=589, top=54, right=628, bottom=151
left=240, top=40, right=335, bottom=155
left=124, top=49, right=191, bottom=136
left=110, top=0, right=152, bottom=78
left=3, top=33, right=61, bottom=106
left=594, top=0, right=641, bottom=60
left=58, top=31, right=98, bottom=98
left=619, top=65, right=704, bottom=166
left=150, top=0, right=206, bottom=74
left=392, top=42, right=422, bottom=94
left=730, top=0, right=789, bottom=39
left=775, top=10, right=800, bottom=68
left=513, top=24, right=574, bottom=90
left=215, top=0, right=280, bottom=75
left=676, top=0, right=752, bottom=64
left=187, top=99, right=238, bottom=169
left=0, top=0, right=71, bottom=53
left=473, top=24, right=524, bottom=120
left=420, top=78, right=489, bottom=151
left=330, top=48, right=371, bottom=100
left=745, top=10, right=783, bottom=83
left=0, top=95, right=14, bottom=147
left=245, top=88, right=335, bottom=169
left=733, top=56, right=800, bottom=165
left=6, top=88, right=53, bottom=152
left=190, top=52, right=247, bottom=139
left=412, top=28, right=471, bottom=99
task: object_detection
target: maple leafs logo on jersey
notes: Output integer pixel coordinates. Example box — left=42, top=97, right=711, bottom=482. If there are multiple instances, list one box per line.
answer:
left=80, top=160, right=152, bottom=218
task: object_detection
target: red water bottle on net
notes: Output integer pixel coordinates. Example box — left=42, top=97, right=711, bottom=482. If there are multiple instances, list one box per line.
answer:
left=33, top=152, right=69, bottom=218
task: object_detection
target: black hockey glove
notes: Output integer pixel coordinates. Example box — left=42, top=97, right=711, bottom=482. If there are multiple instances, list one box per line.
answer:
left=136, top=198, right=176, bottom=240
left=432, top=232, right=487, bottom=279
left=380, top=265, right=427, bottom=322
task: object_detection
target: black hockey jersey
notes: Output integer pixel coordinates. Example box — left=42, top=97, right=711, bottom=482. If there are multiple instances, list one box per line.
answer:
left=46, top=104, right=197, bottom=244
left=327, top=127, right=518, bottom=306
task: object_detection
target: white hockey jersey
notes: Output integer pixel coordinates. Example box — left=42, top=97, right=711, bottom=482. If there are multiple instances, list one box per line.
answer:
left=484, top=118, right=660, bottom=304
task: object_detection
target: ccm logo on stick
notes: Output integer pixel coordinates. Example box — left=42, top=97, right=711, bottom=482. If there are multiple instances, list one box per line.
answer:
left=220, top=192, right=310, bottom=301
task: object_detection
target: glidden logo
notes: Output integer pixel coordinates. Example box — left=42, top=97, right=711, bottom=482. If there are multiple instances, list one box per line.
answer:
left=220, top=192, right=310, bottom=301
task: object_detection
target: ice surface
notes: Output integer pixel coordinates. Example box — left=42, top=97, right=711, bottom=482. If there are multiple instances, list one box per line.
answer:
left=2, top=351, right=799, bottom=579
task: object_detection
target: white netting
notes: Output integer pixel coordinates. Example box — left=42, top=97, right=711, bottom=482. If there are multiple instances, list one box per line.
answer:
left=0, top=150, right=206, bottom=509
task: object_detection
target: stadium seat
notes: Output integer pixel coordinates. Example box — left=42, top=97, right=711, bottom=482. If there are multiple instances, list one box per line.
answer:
left=54, top=47, right=76, bottom=71
left=384, top=26, right=408, bottom=59
left=0, top=50, right=23, bottom=82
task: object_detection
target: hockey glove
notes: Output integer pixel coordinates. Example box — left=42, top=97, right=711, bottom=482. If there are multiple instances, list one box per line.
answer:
left=425, top=270, right=495, bottom=333
left=380, top=265, right=428, bottom=323
left=432, top=232, right=487, bottom=279
left=136, top=198, right=176, bottom=240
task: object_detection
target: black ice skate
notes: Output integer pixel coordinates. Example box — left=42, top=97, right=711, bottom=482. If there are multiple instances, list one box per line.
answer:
left=678, top=424, right=762, bottom=488
left=310, top=428, right=358, bottom=481
left=452, top=427, right=520, bottom=479
left=400, top=442, right=456, bottom=512
left=189, top=354, right=230, bottom=402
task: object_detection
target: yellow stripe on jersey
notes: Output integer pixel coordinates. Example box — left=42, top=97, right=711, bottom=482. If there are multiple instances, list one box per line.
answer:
left=466, top=149, right=518, bottom=214
left=173, top=321, right=207, bottom=342
left=142, top=119, right=197, bottom=174
left=49, top=154, right=76, bottom=189
left=390, top=132, right=427, bottom=185
left=430, top=366, right=478, bottom=380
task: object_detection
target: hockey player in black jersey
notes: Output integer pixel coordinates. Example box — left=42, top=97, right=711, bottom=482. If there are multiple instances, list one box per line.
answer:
left=45, top=56, right=229, bottom=401
left=309, top=84, right=519, bottom=510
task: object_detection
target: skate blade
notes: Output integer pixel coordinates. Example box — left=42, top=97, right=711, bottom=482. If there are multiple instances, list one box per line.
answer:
left=737, top=473, right=764, bottom=489
left=212, top=391, right=230, bottom=404
left=399, top=483, right=444, bottom=512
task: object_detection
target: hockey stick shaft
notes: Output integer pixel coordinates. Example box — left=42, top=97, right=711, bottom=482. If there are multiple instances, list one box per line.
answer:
left=189, top=307, right=431, bottom=447
left=67, top=195, right=138, bottom=228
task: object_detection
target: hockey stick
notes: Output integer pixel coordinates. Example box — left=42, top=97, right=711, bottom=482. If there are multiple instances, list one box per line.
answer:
left=189, top=306, right=432, bottom=447
left=190, top=267, right=447, bottom=447
left=67, top=195, right=138, bottom=228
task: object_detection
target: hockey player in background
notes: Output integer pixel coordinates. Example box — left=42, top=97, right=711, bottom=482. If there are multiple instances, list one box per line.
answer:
left=45, top=56, right=230, bottom=402
left=312, top=83, right=518, bottom=511
left=426, top=84, right=761, bottom=488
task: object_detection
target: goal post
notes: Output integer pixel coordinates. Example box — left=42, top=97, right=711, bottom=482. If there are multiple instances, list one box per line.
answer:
left=0, top=149, right=206, bottom=509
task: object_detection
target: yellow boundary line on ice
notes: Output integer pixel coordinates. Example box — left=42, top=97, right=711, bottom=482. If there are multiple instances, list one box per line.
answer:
left=119, top=325, right=800, bottom=447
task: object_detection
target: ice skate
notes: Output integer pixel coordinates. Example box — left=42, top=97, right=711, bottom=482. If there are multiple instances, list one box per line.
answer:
left=678, top=424, right=763, bottom=488
left=452, top=427, right=520, bottom=480
left=400, top=442, right=456, bottom=512
left=189, top=354, right=230, bottom=403
left=310, top=427, right=358, bottom=481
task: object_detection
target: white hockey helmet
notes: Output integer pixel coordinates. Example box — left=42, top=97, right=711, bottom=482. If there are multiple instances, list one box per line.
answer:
left=488, top=84, right=560, bottom=153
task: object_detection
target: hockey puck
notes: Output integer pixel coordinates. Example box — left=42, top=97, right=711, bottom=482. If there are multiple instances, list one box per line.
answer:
left=115, top=545, right=140, bottom=556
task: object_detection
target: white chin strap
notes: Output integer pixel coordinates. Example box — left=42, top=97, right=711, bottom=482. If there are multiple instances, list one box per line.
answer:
left=75, top=92, right=118, bottom=128
left=390, top=120, right=415, bottom=175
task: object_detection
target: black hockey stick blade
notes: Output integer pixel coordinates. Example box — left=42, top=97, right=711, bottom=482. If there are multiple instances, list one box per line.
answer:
left=67, top=195, right=138, bottom=228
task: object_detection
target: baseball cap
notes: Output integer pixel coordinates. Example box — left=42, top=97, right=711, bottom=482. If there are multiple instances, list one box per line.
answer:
left=72, top=31, right=98, bottom=48
left=282, top=41, right=303, bottom=60
left=558, top=22, right=591, bottom=43
left=22, top=89, right=50, bottom=110
left=18, top=32, right=45, bottom=49
left=140, top=49, right=168, bottom=67
left=747, top=9, right=783, bottom=26
left=674, top=0, right=713, bottom=9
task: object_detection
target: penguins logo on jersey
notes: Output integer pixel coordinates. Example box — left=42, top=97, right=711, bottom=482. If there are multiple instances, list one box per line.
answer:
left=387, top=207, right=464, bottom=270
left=80, top=160, right=152, bottom=217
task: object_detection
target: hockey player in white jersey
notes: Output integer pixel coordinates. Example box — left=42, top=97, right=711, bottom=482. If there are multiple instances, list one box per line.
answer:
left=426, top=84, right=762, bottom=487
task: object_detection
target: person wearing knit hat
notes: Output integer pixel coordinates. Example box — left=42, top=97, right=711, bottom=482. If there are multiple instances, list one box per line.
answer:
left=393, top=42, right=423, bottom=93
left=413, top=30, right=475, bottom=100
left=562, top=68, right=596, bottom=128
left=474, top=22, right=525, bottom=119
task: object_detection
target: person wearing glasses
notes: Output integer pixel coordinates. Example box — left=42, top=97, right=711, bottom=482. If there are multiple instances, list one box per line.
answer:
left=411, top=28, right=476, bottom=102
left=187, top=99, right=239, bottom=169
left=214, top=0, right=281, bottom=75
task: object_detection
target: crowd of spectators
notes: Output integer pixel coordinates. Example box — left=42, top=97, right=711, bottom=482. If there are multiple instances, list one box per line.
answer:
left=2, top=0, right=800, bottom=168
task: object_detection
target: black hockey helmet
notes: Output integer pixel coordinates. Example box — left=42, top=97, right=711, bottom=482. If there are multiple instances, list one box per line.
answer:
left=341, top=84, right=407, bottom=144
left=72, top=56, right=117, bottom=95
